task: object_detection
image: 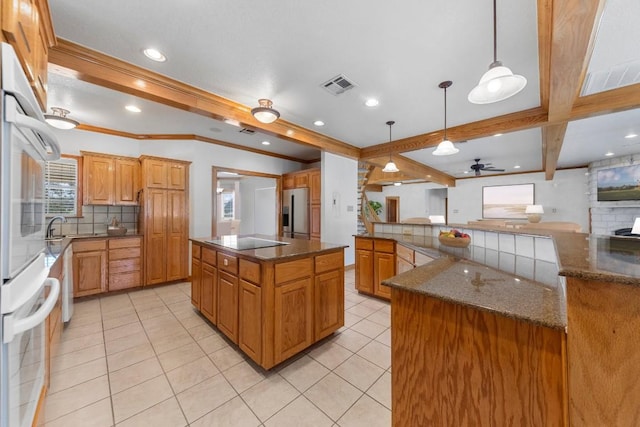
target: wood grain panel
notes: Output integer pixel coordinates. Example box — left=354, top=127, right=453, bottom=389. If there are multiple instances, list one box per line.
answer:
left=314, top=269, right=344, bottom=341
left=201, top=247, right=216, bottom=266
left=115, top=157, right=139, bottom=205
left=274, top=277, right=313, bottom=364
left=108, top=258, right=141, bottom=274
left=366, top=155, right=456, bottom=188
left=373, top=252, right=394, bottom=299
left=217, top=252, right=238, bottom=274
left=314, top=251, right=343, bottom=274
left=542, top=123, right=568, bottom=180
left=73, top=250, right=107, bottom=297
left=355, top=237, right=373, bottom=251
left=108, top=247, right=140, bottom=261
left=566, top=277, right=640, bottom=426
left=166, top=190, right=186, bottom=281
left=391, top=288, right=566, bottom=427
left=239, top=279, right=262, bottom=363
left=355, top=249, right=374, bottom=294
left=109, top=237, right=141, bottom=249
left=239, top=259, right=261, bottom=285
left=274, top=258, right=312, bottom=284
left=217, top=271, right=238, bottom=343
left=374, top=239, right=395, bottom=254
left=83, top=155, right=114, bottom=205
left=73, top=239, right=107, bottom=252
left=200, top=262, right=217, bottom=324
left=108, top=272, right=141, bottom=291
left=395, top=244, right=414, bottom=263
left=191, top=256, right=201, bottom=309
left=145, top=189, right=166, bottom=284
left=192, top=243, right=201, bottom=260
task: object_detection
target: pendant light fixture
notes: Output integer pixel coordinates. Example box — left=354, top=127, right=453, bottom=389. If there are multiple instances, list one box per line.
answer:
left=432, top=81, right=459, bottom=156
left=251, top=99, right=280, bottom=124
left=468, top=0, right=527, bottom=104
left=44, top=107, right=79, bottom=130
left=382, top=120, right=399, bottom=173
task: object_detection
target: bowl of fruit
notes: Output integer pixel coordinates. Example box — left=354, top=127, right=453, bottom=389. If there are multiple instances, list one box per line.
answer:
left=438, top=229, right=471, bottom=248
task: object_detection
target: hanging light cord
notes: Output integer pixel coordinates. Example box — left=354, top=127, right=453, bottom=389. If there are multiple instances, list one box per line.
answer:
left=443, top=86, right=448, bottom=141
left=492, top=0, right=498, bottom=64
left=387, top=120, right=395, bottom=161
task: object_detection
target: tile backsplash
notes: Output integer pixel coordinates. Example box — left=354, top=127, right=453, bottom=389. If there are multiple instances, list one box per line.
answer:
left=53, top=205, right=139, bottom=237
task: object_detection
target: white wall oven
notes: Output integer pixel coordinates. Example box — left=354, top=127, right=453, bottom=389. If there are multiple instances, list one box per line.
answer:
left=0, top=43, right=61, bottom=427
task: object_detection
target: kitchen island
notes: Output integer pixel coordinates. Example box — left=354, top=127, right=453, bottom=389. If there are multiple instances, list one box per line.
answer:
left=190, top=235, right=346, bottom=369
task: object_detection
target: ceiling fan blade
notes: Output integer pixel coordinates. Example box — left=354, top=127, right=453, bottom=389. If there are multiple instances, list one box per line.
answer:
left=484, top=167, right=505, bottom=172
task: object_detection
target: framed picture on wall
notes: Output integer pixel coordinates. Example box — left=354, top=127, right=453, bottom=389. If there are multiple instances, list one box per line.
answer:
left=482, top=183, right=534, bottom=219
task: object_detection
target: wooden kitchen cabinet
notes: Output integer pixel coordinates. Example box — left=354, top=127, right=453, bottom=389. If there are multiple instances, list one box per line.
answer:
left=310, top=204, right=321, bottom=240
left=166, top=190, right=187, bottom=281
left=274, top=277, right=313, bottom=364
left=314, top=267, right=344, bottom=340
left=374, top=252, right=394, bottom=299
left=191, top=254, right=201, bottom=309
left=355, top=236, right=395, bottom=300
left=201, top=261, right=217, bottom=324
left=145, top=188, right=167, bottom=284
left=108, top=237, right=142, bottom=291
left=72, top=240, right=107, bottom=297
left=142, top=158, right=186, bottom=190
left=82, top=152, right=140, bottom=206
left=218, top=271, right=239, bottom=343
left=239, top=279, right=261, bottom=362
left=309, top=169, right=321, bottom=204
left=115, top=157, right=140, bottom=205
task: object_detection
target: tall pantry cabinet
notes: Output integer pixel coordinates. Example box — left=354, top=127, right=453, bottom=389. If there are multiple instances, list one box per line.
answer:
left=140, top=156, right=191, bottom=285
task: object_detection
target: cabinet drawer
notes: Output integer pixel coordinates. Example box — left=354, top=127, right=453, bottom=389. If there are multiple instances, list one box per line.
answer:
left=109, top=258, right=141, bottom=274
left=355, top=238, right=374, bottom=251
left=73, top=239, right=107, bottom=252
left=315, top=251, right=343, bottom=274
left=109, top=272, right=141, bottom=290
left=275, top=258, right=312, bottom=285
left=192, top=244, right=201, bottom=259
left=218, top=252, right=238, bottom=274
left=202, top=247, right=216, bottom=266
left=294, top=173, right=309, bottom=188
left=396, top=244, right=414, bottom=263
left=109, top=237, right=141, bottom=249
left=109, top=247, right=141, bottom=261
left=414, top=251, right=434, bottom=266
left=374, top=239, right=395, bottom=253
left=239, top=259, right=261, bottom=285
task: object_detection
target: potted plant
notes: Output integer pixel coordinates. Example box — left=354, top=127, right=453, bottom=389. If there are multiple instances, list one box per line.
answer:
left=368, top=200, right=383, bottom=216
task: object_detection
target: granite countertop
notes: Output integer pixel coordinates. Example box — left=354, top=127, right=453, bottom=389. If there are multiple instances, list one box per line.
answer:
left=191, top=235, right=347, bottom=261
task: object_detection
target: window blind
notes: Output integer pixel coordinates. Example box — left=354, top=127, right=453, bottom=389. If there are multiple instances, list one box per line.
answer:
left=45, top=158, right=78, bottom=216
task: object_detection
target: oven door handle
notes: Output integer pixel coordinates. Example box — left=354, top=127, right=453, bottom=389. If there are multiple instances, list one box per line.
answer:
left=11, top=110, right=61, bottom=161
left=2, top=278, right=60, bottom=343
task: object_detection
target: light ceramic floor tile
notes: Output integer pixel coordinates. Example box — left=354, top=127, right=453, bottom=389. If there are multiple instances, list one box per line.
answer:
left=356, top=340, right=391, bottom=370
left=374, top=328, right=391, bottom=347
left=115, top=397, right=187, bottom=427
left=334, top=355, right=384, bottom=392
left=62, top=321, right=104, bottom=341
left=44, top=375, right=110, bottom=423
left=178, top=313, right=208, bottom=329
left=136, top=305, right=172, bottom=320
left=343, top=312, right=364, bottom=328
left=222, top=360, right=270, bottom=394
left=346, top=303, right=378, bottom=318
left=43, top=397, right=113, bottom=427
left=240, top=374, right=300, bottom=422
left=57, top=331, right=104, bottom=356
left=176, top=374, right=238, bottom=423
left=106, top=342, right=156, bottom=372
left=278, top=355, right=329, bottom=393
left=103, top=321, right=144, bottom=342
left=50, top=343, right=105, bottom=373
left=307, top=342, right=353, bottom=370
left=102, top=313, right=139, bottom=330
left=49, top=357, right=108, bottom=394
left=366, top=371, right=391, bottom=409
left=105, top=331, right=150, bottom=355
left=187, top=323, right=215, bottom=340
left=366, top=310, right=391, bottom=328
left=150, top=330, right=195, bottom=355
left=165, top=356, right=219, bottom=394
left=337, top=394, right=391, bottom=427
left=209, top=345, right=245, bottom=371
left=109, top=357, right=164, bottom=394
left=189, top=396, right=260, bottom=427
left=359, top=298, right=388, bottom=311
left=304, top=373, right=362, bottom=422
left=332, top=329, right=372, bottom=353
left=197, top=333, right=228, bottom=354
left=157, top=341, right=205, bottom=372
left=111, top=375, right=174, bottom=423
left=264, top=395, right=333, bottom=427
left=350, top=319, right=387, bottom=339
left=100, top=306, right=136, bottom=320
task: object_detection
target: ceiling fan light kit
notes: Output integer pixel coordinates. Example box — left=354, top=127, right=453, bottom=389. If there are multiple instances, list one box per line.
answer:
left=251, top=98, right=280, bottom=124
left=468, top=0, right=527, bottom=104
left=45, top=107, right=79, bottom=130
left=382, top=120, right=400, bottom=172
left=433, top=80, right=459, bottom=156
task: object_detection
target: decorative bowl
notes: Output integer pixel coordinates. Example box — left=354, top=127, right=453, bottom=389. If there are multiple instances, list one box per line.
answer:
left=107, top=227, right=127, bottom=236
left=438, top=235, right=471, bottom=248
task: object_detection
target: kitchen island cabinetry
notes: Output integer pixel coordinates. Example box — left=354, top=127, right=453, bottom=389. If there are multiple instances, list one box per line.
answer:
left=355, top=236, right=395, bottom=300
left=191, top=236, right=345, bottom=369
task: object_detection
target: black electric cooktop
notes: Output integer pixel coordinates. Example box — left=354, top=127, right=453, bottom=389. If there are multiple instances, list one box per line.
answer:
left=205, top=236, right=289, bottom=251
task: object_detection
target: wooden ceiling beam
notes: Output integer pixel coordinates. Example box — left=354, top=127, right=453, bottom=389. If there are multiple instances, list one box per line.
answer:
left=541, top=123, right=568, bottom=180
left=359, top=107, right=548, bottom=159
left=49, top=39, right=360, bottom=159
left=366, top=168, right=423, bottom=186
left=571, top=83, right=640, bottom=119
left=365, top=155, right=456, bottom=187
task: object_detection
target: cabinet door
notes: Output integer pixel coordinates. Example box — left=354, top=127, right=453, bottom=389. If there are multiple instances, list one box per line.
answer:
left=239, top=279, right=262, bottom=363
left=274, top=278, right=313, bottom=364
left=2, top=0, right=37, bottom=82
left=84, top=156, right=114, bottom=205
left=191, top=257, right=201, bottom=309
left=310, top=204, right=321, bottom=240
left=374, top=252, right=395, bottom=299
left=73, top=250, right=106, bottom=297
left=355, top=249, right=374, bottom=293
left=217, top=271, right=238, bottom=343
left=166, top=190, right=187, bottom=281
left=167, top=162, right=186, bottom=190
left=396, top=257, right=414, bottom=275
left=315, top=269, right=344, bottom=341
left=115, top=158, right=140, bottom=205
left=310, top=170, right=321, bottom=204
left=145, top=189, right=167, bottom=284
left=283, top=174, right=294, bottom=190
left=201, top=262, right=217, bottom=324
left=143, top=159, right=168, bottom=188
left=32, top=11, right=48, bottom=111
left=294, top=172, right=309, bottom=188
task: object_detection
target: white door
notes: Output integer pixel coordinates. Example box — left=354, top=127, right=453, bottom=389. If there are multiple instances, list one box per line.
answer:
left=254, top=187, right=276, bottom=235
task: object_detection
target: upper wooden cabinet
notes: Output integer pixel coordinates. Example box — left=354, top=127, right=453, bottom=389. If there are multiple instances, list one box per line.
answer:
left=2, top=0, right=55, bottom=110
left=82, top=152, right=140, bottom=206
left=141, top=157, right=187, bottom=190
left=309, top=169, right=321, bottom=204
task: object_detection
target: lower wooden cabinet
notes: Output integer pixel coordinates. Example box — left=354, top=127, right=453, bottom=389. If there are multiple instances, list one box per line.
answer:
left=239, top=279, right=262, bottom=363
left=217, top=271, right=238, bottom=343
left=191, top=255, right=201, bottom=309
left=355, top=249, right=374, bottom=294
left=355, top=237, right=395, bottom=300
left=108, top=237, right=142, bottom=291
left=315, top=269, right=344, bottom=341
left=374, top=252, right=394, bottom=299
left=200, top=262, right=217, bottom=324
left=73, top=240, right=107, bottom=297
left=274, top=277, right=313, bottom=364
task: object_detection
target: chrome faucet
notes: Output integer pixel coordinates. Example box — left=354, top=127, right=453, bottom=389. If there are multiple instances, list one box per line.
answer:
left=46, top=216, right=67, bottom=239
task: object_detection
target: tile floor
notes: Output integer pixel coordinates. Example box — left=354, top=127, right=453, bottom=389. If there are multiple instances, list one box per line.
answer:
left=42, top=269, right=392, bottom=427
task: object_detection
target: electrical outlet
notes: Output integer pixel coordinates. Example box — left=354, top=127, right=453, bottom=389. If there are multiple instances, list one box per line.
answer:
left=453, top=209, right=459, bottom=213
left=552, top=208, right=557, bottom=213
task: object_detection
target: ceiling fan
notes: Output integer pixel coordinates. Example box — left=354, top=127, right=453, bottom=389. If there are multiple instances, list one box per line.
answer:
left=469, top=158, right=505, bottom=176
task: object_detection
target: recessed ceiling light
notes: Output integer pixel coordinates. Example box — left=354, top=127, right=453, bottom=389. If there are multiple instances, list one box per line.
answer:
left=313, top=120, right=325, bottom=127
left=514, top=165, right=521, bottom=169
left=143, top=48, right=166, bottom=62
left=625, top=133, right=638, bottom=139
left=261, top=141, right=270, bottom=146
left=365, top=98, right=379, bottom=107
left=394, top=182, right=402, bottom=186
left=125, top=105, right=141, bottom=113
left=463, top=171, right=469, bottom=174
left=286, top=129, right=294, bottom=136
left=494, top=133, right=503, bottom=137
left=605, top=151, right=615, bottom=156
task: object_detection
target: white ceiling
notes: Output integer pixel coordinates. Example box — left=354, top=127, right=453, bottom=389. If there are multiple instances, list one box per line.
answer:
left=46, top=0, right=640, bottom=177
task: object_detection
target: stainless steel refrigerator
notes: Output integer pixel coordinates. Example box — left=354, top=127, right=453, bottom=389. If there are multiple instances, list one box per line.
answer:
left=282, top=188, right=309, bottom=239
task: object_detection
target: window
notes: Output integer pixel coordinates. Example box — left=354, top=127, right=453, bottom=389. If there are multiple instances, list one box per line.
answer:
left=222, top=192, right=235, bottom=220
left=45, top=157, right=79, bottom=216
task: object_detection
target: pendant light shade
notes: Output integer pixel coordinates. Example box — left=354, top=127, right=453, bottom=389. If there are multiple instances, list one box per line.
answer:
left=45, top=107, right=79, bottom=130
left=432, top=81, right=459, bottom=156
left=382, top=120, right=399, bottom=173
left=251, top=99, right=280, bottom=123
left=468, top=0, right=527, bottom=104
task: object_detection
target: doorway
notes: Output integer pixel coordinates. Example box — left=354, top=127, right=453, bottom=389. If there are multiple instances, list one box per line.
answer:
left=386, top=197, right=399, bottom=223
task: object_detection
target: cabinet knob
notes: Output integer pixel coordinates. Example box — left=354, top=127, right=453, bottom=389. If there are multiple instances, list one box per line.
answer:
left=224, top=259, right=228, bottom=266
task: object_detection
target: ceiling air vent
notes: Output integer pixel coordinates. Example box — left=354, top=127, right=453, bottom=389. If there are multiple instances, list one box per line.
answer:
left=322, top=74, right=356, bottom=96
left=581, top=60, right=640, bottom=96
left=239, top=128, right=255, bottom=135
